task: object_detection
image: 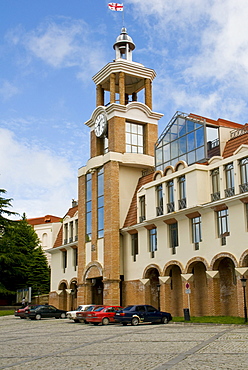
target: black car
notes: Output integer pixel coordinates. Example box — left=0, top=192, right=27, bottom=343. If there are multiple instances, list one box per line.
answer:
left=25, top=304, right=67, bottom=320
left=114, top=305, right=172, bottom=326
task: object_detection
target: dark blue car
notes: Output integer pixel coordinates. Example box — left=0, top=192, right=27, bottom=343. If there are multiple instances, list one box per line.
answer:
left=114, top=304, right=172, bottom=326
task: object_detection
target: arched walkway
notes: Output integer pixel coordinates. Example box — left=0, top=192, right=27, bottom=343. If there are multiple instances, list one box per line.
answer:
left=58, top=281, right=68, bottom=310
left=187, top=261, right=207, bottom=316
left=144, top=267, right=160, bottom=309
left=164, top=264, right=183, bottom=317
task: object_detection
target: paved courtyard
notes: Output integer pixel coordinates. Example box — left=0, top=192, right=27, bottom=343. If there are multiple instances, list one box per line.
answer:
left=0, top=315, right=248, bottom=369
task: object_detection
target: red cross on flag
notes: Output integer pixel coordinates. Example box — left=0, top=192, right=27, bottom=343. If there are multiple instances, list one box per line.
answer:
left=108, top=3, right=124, bottom=11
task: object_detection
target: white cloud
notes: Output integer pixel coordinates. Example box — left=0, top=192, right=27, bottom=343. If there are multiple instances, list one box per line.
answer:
left=0, top=80, right=19, bottom=100
left=0, top=128, right=77, bottom=218
left=6, top=17, right=107, bottom=81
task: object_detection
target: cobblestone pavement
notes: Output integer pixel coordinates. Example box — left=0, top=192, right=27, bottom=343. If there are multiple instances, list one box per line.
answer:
left=0, top=315, right=248, bottom=369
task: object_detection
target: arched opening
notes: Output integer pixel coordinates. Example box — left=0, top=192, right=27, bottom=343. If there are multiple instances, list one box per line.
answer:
left=144, top=268, right=159, bottom=309
left=214, top=257, right=237, bottom=316
left=58, top=282, right=67, bottom=310
left=90, top=277, right=103, bottom=305
left=69, top=280, right=77, bottom=310
left=189, top=262, right=207, bottom=316
left=165, top=265, right=183, bottom=317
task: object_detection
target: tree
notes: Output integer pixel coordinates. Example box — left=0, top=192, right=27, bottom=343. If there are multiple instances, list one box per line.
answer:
left=0, top=189, right=17, bottom=233
left=0, top=213, right=50, bottom=298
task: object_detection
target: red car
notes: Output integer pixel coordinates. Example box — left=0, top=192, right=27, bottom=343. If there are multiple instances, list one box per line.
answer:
left=14, top=305, right=41, bottom=319
left=76, top=305, right=103, bottom=323
left=87, top=306, right=123, bottom=325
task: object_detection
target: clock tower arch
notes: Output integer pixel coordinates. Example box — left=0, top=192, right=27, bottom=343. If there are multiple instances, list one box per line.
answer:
left=77, top=28, right=163, bottom=306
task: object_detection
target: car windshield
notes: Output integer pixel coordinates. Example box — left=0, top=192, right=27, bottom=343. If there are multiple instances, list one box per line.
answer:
left=123, top=306, right=134, bottom=311
left=86, top=306, right=95, bottom=311
left=94, top=307, right=104, bottom=312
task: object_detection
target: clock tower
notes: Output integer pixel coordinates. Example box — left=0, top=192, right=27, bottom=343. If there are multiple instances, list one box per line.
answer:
left=77, top=27, right=163, bottom=306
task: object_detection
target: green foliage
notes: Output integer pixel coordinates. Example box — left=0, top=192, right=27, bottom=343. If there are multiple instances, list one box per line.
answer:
left=172, top=316, right=248, bottom=324
left=0, top=189, right=18, bottom=232
left=0, top=310, right=15, bottom=316
left=0, top=203, right=50, bottom=298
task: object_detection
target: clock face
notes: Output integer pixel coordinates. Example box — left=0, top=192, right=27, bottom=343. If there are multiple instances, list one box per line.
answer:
left=94, top=113, right=107, bottom=138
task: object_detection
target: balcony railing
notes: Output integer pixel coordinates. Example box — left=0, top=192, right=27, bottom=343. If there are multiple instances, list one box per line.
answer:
left=240, top=183, right=248, bottom=193
left=64, top=239, right=68, bottom=245
left=139, top=215, right=146, bottom=223
left=178, top=198, right=187, bottom=210
left=224, top=187, right=235, bottom=197
left=75, top=235, right=78, bottom=241
left=167, top=202, right=175, bottom=213
left=69, top=237, right=73, bottom=243
left=156, top=205, right=163, bottom=216
left=211, top=192, right=220, bottom=202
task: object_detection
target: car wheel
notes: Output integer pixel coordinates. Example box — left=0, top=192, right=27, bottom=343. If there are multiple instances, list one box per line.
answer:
left=35, top=314, right=41, bottom=320
left=74, top=319, right=80, bottom=323
left=131, top=317, right=139, bottom=326
left=60, top=313, right=66, bottom=319
left=161, top=316, right=168, bottom=324
left=102, top=317, right=110, bottom=326
left=122, top=322, right=128, bottom=326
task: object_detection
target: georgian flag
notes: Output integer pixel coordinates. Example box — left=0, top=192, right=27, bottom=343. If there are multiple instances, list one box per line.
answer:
left=108, top=3, right=124, bottom=11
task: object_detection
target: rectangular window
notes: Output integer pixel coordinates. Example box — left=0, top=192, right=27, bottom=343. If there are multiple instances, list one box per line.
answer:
left=97, top=168, right=104, bottom=238
left=139, top=196, right=146, bottom=222
left=192, top=216, right=202, bottom=250
left=64, top=224, right=68, bottom=244
left=126, top=122, right=144, bottom=153
left=156, top=184, right=163, bottom=216
left=167, top=180, right=174, bottom=213
left=245, top=203, right=248, bottom=231
left=239, top=157, right=248, bottom=193
left=224, top=163, right=235, bottom=197
left=169, top=222, right=178, bottom=254
left=178, top=176, right=186, bottom=209
left=149, top=228, right=157, bottom=258
left=131, top=233, right=138, bottom=262
left=73, top=248, right=78, bottom=271
left=211, top=168, right=220, bottom=201
left=86, top=173, right=92, bottom=242
left=69, top=221, right=73, bottom=243
left=62, top=250, right=67, bottom=272
left=217, top=209, right=229, bottom=245
left=75, top=219, right=78, bottom=241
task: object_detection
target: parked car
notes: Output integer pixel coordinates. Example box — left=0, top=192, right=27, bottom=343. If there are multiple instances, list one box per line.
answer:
left=67, top=305, right=92, bottom=323
left=14, top=305, right=41, bottom=319
left=114, top=305, right=172, bottom=326
left=25, top=304, right=67, bottom=320
left=76, top=305, right=104, bottom=323
left=87, top=306, right=123, bottom=325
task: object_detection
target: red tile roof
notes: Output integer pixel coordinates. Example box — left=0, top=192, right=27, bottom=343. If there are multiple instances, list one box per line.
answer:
left=53, top=226, right=63, bottom=249
left=27, top=215, right=62, bottom=226
left=123, top=172, right=154, bottom=228
left=189, top=113, right=244, bottom=129
left=222, top=132, right=248, bottom=158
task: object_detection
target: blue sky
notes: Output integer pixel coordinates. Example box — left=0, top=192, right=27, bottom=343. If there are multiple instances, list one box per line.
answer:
left=1, top=0, right=248, bottom=218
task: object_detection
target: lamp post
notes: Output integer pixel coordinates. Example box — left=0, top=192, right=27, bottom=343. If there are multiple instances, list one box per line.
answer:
left=240, top=276, right=247, bottom=323
left=157, top=284, right=161, bottom=311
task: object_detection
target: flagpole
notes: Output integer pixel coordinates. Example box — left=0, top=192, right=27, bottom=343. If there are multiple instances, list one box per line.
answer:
left=122, top=5, right=125, bottom=27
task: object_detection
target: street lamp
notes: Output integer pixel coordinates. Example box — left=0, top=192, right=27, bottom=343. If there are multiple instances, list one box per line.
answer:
left=157, top=284, right=161, bottom=311
left=240, top=276, right=247, bottom=323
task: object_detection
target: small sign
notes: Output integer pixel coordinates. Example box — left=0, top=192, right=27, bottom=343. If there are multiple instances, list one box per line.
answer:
left=185, top=289, right=191, bottom=294
left=185, top=282, right=190, bottom=289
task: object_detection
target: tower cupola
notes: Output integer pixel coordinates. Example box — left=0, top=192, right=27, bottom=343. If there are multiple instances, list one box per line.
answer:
left=113, top=27, right=135, bottom=61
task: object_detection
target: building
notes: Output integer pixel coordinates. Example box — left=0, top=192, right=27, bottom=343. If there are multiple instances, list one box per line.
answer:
left=27, top=215, right=61, bottom=265
left=49, top=28, right=248, bottom=318
left=49, top=201, right=78, bottom=310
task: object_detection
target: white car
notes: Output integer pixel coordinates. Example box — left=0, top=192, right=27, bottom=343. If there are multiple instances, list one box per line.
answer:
left=66, top=305, right=92, bottom=322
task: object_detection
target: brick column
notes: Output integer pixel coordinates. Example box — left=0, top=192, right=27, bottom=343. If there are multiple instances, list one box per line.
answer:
left=103, top=161, right=120, bottom=305
left=96, top=84, right=104, bottom=106
left=110, top=73, right=116, bottom=104
left=91, top=171, right=98, bottom=261
left=77, top=174, right=86, bottom=303
left=119, top=72, right=125, bottom=105
left=145, top=78, right=152, bottom=109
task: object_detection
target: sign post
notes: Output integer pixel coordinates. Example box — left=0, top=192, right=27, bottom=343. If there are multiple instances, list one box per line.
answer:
left=184, top=282, right=191, bottom=320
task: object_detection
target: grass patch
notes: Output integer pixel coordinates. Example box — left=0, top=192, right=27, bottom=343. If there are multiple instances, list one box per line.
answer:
left=0, top=310, right=15, bottom=316
left=172, top=316, right=248, bottom=325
